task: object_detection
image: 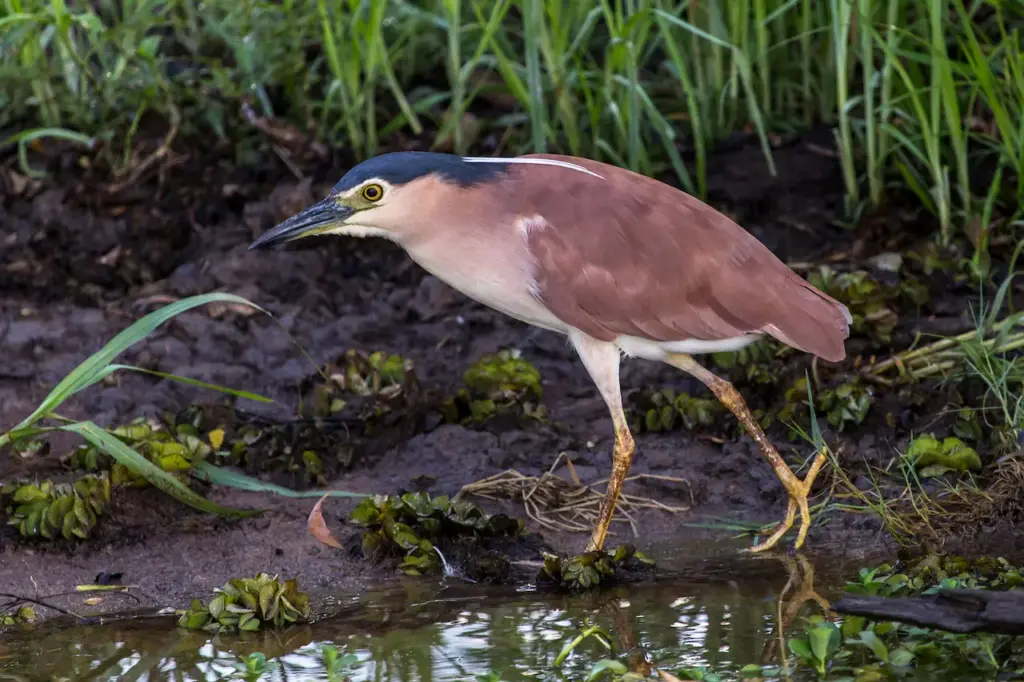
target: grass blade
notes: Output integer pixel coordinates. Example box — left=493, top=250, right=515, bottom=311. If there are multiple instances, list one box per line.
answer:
left=523, top=0, right=547, bottom=152
left=105, top=364, right=274, bottom=404
left=653, top=8, right=776, bottom=176
left=193, top=461, right=369, bottom=499
left=1, top=293, right=268, bottom=443
left=62, top=421, right=262, bottom=518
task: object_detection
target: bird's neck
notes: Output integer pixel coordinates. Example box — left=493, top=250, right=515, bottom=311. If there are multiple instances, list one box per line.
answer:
left=397, top=216, right=570, bottom=334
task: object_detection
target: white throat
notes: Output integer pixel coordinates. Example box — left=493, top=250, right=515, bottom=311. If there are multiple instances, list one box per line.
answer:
left=325, top=224, right=395, bottom=241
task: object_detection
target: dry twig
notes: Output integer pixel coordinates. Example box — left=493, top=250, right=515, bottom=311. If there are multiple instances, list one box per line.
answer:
left=455, top=452, right=692, bottom=539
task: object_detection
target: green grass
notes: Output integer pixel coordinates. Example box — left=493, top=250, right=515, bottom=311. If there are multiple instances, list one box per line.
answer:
left=0, top=293, right=367, bottom=519
left=833, top=258, right=1024, bottom=548
left=1, top=0, right=1022, bottom=251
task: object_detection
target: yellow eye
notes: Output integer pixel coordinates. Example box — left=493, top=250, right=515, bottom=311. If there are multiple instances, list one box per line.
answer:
left=361, top=183, right=383, bottom=202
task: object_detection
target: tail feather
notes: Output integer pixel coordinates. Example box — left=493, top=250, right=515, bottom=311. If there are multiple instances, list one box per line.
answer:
left=760, top=278, right=851, bottom=362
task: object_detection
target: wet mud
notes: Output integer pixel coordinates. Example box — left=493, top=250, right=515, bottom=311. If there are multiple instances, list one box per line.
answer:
left=1, top=126, right=1020, bottom=617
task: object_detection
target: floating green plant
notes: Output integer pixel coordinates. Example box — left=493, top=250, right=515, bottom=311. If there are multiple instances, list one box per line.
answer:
left=67, top=416, right=218, bottom=486
left=463, top=349, right=543, bottom=399
left=788, top=615, right=842, bottom=676
left=539, top=545, right=655, bottom=591
left=1, top=473, right=110, bottom=540
left=904, top=434, right=983, bottom=477
left=350, top=492, right=523, bottom=576
left=0, top=606, right=36, bottom=626
left=951, top=406, right=1021, bottom=461
left=809, top=556, right=1024, bottom=679
left=330, top=349, right=413, bottom=397
left=628, top=388, right=724, bottom=434
left=176, top=573, right=310, bottom=633
left=301, top=450, right=327, bottom=487
left=710, top=337, right=791, bottom=386
left=440, top=349, right=546, bottom=425
left=164, top=404, right=350, bottom=485
left=778, top=376, right=873, bottom=433
left=302, top=349, right=417, bottom=422
left=816, top=379, right=874, bottom=431
left=808, top=265, right=927, bottom=344
left=845, top=555, right=1023, bottom=597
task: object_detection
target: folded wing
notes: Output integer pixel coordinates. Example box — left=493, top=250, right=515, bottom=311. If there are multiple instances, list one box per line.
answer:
left=517, top=154, right=851, bottom=362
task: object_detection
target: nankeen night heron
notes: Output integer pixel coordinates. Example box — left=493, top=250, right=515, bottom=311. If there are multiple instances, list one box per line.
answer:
left=250, top=151, right=852, bottom=554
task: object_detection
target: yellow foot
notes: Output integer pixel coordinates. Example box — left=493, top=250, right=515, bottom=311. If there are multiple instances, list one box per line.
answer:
left=746, top=450, right=826, bottom=554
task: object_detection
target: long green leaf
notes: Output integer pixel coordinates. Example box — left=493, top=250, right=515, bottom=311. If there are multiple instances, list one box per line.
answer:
left=105, top=364, right=274, bottom=403
left=62, top=421, right=262, bottom=518
left=2, top=293, right=268, bottom=443
left=193, top=460, right=369, bottom=499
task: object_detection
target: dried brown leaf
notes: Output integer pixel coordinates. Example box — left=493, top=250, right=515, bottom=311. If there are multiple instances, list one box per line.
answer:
left=307, top=493, right=343, bottom=549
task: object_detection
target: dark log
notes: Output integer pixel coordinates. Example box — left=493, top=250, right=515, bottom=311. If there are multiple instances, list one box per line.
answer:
left=831, top=588, right=1024, bottom=635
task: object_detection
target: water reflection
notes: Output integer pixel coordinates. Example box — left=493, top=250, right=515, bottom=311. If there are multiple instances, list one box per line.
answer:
left=0, top=555, right=833, bottom=681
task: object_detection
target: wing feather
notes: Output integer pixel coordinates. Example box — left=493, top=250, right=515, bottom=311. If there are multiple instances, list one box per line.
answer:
left=514, top=154, right=851, bottom=362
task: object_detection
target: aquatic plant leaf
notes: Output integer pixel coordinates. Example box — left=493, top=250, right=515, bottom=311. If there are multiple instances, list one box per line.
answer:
left=400, top=544, right=440, bottom=576
left=631, top=389, right=724, bottom=434
left=857, top=630, right=890, bottom=662
left=818, top=380, right=873, bottom=430
left=178, top=573, right=310, bottom=633
left=388, top=522, right=421, bottom=550
left=12, top=486, right=47, bottom=503
left=4, top=473, right=110, bottom=542
left=261, top=584, right=279, bottom=622
left=64, top=422, right=261, bottom=518
left=401, top=491, right=434, bottom=517
left=540, top=546, right=655, bottom=591
left=441, top=349, right=547, bottom=426
left=905, top=434, right=982, bottom=476
left=346, top=492, right=524, bottom=575
left=183, top=610, right=209, bottom=629
left=808, top=622, right=841, bottom=662
left=238, top=613, right=258, bottom=631
left=888, top=648, right=916, bottom=667
left=463, top=349, right=543, bottom=400
left=350, top=498, right=382, bottom=526
left=226, top=602, right=255, bottom=615
left=644, top=408, right=661, bottom=432
left=787, top=637, right=813, bottom=661
left=207, top=595, right=226, bottom=618
left=361, top=530, right=384, bottom=558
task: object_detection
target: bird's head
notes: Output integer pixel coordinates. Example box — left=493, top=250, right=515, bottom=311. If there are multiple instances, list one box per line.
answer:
left=248, top=151, right=514, bottom=250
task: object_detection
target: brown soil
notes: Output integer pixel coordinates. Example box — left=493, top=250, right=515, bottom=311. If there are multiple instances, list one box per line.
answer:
left=1, top=125, right=1021, bottom=619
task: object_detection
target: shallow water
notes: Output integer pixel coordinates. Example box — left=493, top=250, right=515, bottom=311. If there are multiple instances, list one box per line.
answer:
left=0, top=552, right=1013, bottom=682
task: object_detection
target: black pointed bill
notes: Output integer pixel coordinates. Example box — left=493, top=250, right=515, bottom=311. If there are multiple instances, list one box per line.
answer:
left=248, top=198, right=355, bottom=250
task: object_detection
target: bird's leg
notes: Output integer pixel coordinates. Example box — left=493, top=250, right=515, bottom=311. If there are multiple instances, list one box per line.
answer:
left=588, top=412, right=636, bottom=552
left=570, top=331, right=635, bottom=553
left=664, top=352, right=826, bottom=553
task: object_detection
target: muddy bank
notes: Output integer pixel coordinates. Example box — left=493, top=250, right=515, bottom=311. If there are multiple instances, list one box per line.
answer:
left=1, top=127, right=1018, bottom=616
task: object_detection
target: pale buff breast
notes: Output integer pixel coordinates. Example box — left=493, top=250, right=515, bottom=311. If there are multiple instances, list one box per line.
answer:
left=401, top=215, right=570, bottom=335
